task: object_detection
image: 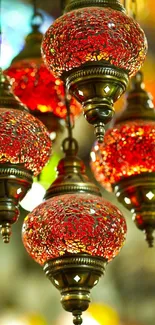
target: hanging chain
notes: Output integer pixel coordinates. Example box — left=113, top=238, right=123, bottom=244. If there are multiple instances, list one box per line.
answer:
left=33, top=0, right=37, bottom=15
left=65, top=91, right=74, bottom=140
left=31, top=0, right=44, bottom=31
left=60, top=0, right=66, bottom=13
left=62, top=89, right=78, bottom=155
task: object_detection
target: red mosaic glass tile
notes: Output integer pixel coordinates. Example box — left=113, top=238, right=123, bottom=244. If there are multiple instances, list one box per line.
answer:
left=41, top=7, right=147, bottom=77
left=22, top=193, right=127, bottom=265
left=90, top=120, right=155, bottom=190
left=0, top=108, right=52, bottom=175
left=5, top=59, right=82, bottom=118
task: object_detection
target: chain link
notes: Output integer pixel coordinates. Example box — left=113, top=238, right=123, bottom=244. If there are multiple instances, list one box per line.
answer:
left=31, top=0, right=44, bottom=30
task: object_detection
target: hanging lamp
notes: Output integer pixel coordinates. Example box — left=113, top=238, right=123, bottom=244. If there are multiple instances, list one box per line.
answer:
left=90, top=71, right=155, bottom=247
left=5, top=2, right=82, bottom=136
left=41, top=0, right=147, bottom=142
left=0, top=70, right=51, bottom=243
left=22, top=93, right=127, bottom=325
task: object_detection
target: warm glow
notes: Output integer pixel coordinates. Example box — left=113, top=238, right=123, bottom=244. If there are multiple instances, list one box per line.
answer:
left=0, top=313, right=47, bottom=325
left=88, top=303, right=119, bottom=325
left=56, top=313, right=100, bottom=325
left=37, top=105, right=52, bottom=113
left=83, top=316, right=101, bottom=325
left=56, top=303, right=119, bottom=325
left=0, top=315, right=29, bottom=325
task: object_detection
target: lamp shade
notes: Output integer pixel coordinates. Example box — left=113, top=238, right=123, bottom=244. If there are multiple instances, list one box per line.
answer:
left=0, top=107, right=52, bottom=176
left=0, top=71, right=52, bottom=243
left=90, top=120, right=155, bottom=191
left=42, top=7, right=147, bottom=78
left=90, top=71, right=155, bottom=246
left=5, top=59, right=82, bottom=119
left=41, top=2, right=147, bottom=143
left=22, top=136, right=127, bottom=324
left=22, top=193, right=127, bottom=266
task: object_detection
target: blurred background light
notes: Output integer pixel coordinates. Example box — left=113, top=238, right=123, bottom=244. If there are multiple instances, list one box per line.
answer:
left=0, top=312, right=47, bottom=325
left=1, top=0, right=53, bottom=69
left=56, top=303, right=119, bottom=325
left=0, top=314, right=29, bottom=325
left=20, top=182, right=46, bottom=212
left=20, top=152, right=61, bottom=211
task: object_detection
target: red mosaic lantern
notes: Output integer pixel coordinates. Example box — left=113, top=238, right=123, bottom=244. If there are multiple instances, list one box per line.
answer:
left=0, top=107, right=51, bottom=176
left=22, top=193, right=126, bottom=265
left=90, top=72, right=155, bottom=247
left=42, top=7, right=147, bottom=78
left=41, top=0, right=147, bottom=142
left=5, top=60, right=82, bottom=120
left=0, top=71, right=52, bottom=243
left=5, top=15, right=82, bottom=135
left=90, top=120, right=155, bottom=191
left=22, top=133, right=127, bottom=325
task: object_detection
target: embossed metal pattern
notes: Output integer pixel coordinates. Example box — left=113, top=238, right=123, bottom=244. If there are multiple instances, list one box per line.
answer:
left=65, top=0, right=125, bottom=12
left=67, top=65, right=129, bottom=84
left=0, top=165, right=32, bottom=180
left=44, top=254, right=106, bottom=271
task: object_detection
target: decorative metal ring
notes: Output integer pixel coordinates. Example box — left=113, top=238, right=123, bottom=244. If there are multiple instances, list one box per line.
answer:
left=62, top=137, right=79, bottom=155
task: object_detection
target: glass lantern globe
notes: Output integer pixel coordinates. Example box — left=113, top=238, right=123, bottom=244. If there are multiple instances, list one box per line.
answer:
left=90, top=70, right=155, bottom=247
left=90, top=120, right=155, bottom=191
left=41, top=2, right=147, bottom=143
left=0, top=107, right=52, bottom=176
left=5, top=59, right=82, bottom=119
left=42, top=7, right=147, bottom=78
left=22, top=193, right=127, bottom=265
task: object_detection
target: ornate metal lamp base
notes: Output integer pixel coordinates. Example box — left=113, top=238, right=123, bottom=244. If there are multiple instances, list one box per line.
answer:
left=45, top=139, right=101, bottom=200
left=43, top=254, right=107, bottom=324
left=113, top=173, right=155, bottom=247
left=0, top=164, right=32, bottom=243
left=66, top=63, right=128, bottom=142
left=65, top=0, right=125, bottom=13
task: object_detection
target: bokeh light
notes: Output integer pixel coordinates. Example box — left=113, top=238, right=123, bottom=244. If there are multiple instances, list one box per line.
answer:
left=1, top=0, right=53, bottom=69
left=56, top=303, right=119, bottom=325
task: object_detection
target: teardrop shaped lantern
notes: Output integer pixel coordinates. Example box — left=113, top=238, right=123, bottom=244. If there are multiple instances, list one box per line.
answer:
left=91, top=71, right=155, bottom=247
left=41, top=0, right=147, bottom=142
left=22, top=98, right=127, bottom=325
left=0, top=70, right=52, bottom=243
left=5, top=12, right=82, bottom=135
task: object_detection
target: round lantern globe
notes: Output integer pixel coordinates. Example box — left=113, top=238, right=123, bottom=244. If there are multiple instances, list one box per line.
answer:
left=22, top=193, right=127, bottom=266
left=41, top=7, right=147, bottom=78
left=5, top=59, right=82, bottom=118
left=0, top=108, right=51, bottom=176
left=90, top=120, right=155, bottom=191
